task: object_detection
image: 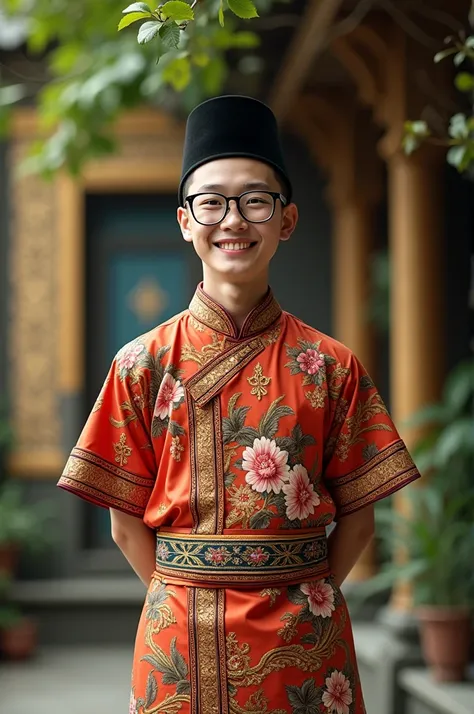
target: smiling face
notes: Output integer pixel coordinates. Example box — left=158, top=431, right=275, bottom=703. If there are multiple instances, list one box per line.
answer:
left=177, top=158, right=298, bottom=287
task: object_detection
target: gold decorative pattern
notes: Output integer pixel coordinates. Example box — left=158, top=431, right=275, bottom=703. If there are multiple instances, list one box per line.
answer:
left=184, top=338, right=265, bottom=407
left=8, top=142, right=61, bottom=470
left=330, top=440, right=421, bottom=516
left=261, top=324, right=282, bottom=346
left=187, top=396, right=225, bottom=535
left=113, top=433, right=132, bottom=466
left=189, top=284, right=282, bottom=338
left=259, top=588, right=281, bottom=606
left=305, top=386, right=326, bottom=409
left=188, top=588, right=229, bottom=714
left=170, top=435, right=184, bottom=461
left=180, top=332, right=226, bottom=367
left=247, top=363, right=271, bottom=401
left=58, top=447, right=153, bottom=516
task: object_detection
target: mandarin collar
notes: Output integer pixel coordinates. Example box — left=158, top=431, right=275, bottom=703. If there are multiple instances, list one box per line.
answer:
left=189, top=283, right=282, bottom=340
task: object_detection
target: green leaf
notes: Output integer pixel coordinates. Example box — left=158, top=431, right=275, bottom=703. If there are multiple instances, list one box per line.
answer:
left=443, top=360, right=474, bottom=415
left=123, top=2, right=152, bottom=12
left=465, top=36, right=474, bottom=49
left=159, top=22, right=180, bottom=49
left=402, top=134, right=419, bottom=155
left=447, top=145, right=468, bottom=169
left=455, top=72, right=474, bottom=92
left=137, top=21, right=162, bottom=44
left=170, top=637, right=188, bottom=679
left=230, top=31, right=260, bottom=48
left=249, top=509, right=272, bottom=529
left=0, top=84, right=28, bottom=108
left=219, top=0, right=225, bottom=27
left=434, top=417, right=474, bottom=467
left=448, top=113, right=469, bottom=139
left=161, top=1, right=194, bottom=21
left=454, top=52, right=466, bottom=66
left=145, top=671, right=158, bottom=708
left=162, top=56, right=191, bottom=91
left=227, top=0, right=259, bottom=20
left=119, top=11, right=152, bottom=30
left=434, top=48, right=456, bottom=63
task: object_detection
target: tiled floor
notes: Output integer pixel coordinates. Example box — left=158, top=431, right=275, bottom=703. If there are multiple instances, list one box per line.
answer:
left=0, top=646, right=133, bottom=713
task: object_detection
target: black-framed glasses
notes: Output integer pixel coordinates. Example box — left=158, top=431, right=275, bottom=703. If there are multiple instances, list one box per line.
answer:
left=185, top=191, right=287, bottom=226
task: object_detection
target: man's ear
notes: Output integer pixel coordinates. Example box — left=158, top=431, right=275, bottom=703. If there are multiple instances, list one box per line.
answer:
left=177, top=206, right=193, bottom=243
left=280, top=203, right=298, bottom=242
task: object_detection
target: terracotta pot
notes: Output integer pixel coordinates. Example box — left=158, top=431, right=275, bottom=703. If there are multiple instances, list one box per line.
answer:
left=0, top=617, right=38, bottom=660
left=0, top=544, right=19, bottom=576
left=417, top=606, right=472, bottom=682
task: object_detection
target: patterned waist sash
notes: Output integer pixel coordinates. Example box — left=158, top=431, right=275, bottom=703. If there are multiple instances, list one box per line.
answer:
left=155, top=529, right=330, bottom=588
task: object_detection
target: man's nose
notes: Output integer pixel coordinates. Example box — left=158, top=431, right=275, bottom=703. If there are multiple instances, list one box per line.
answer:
left=220, top=199, right=247, bottom=228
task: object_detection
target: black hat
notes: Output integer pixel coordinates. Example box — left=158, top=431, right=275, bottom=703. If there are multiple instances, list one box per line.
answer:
left=179, top=95, right=292, bottom=206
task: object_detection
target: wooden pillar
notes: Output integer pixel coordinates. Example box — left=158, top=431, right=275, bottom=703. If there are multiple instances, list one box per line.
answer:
left=385, top=148, right=444, bottom=610
left=290, top=93, right=382, bottom=581
left=332, top=200, right=378, bottom=581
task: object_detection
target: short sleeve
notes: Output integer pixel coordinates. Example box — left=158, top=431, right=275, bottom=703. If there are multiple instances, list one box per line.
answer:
left=58, top=352, right=157, bottom=518
left=323, top=354, right=421, bottom=518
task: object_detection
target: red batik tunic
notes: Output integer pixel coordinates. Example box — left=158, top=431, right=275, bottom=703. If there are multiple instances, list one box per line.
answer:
left=58, top=284, right=420, bottom=714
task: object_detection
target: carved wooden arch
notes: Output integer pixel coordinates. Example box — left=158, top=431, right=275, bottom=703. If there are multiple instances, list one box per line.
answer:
left=289, top=91, right=383, bottom=207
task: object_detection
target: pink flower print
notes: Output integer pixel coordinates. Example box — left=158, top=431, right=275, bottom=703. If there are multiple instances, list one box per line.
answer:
left=154, top=373, right=185, bottom=420
left=282, top=464, right=320, bottom=521
left=243, top=436, right=290, bottom=494
left=242, top=546, right=269, bottom=566
left=205, top=546, right=231, bottom=566
left=300, top=579, right=335, bottom=618
left=297, top=348, right=325, bottom=375
left=156, top=542, right=170, bottom=561
left=129, top=692, right=137, bottom=714
left=117, top=342, right=145, bottom=372
left=322, top=670, right=353, bottom=714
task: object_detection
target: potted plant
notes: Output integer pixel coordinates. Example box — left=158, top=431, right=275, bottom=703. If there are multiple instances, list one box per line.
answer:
left=0, top=572, right=38, bottom=660
left=0, top=481, right=57, bottom=577
left=357, top=357, right=474, bottom=681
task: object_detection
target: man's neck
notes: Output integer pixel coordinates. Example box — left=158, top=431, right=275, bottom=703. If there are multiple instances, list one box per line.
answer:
left=202, top=273, right=269, bottom=330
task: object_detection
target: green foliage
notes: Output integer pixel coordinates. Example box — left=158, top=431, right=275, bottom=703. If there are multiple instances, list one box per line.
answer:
left=0, top=481, right=57, bottom=552
left=0, top=0, right=266, bottom=177
left=404, top=33, right=474, bottom=174
left=357, top=358, right=474, bottom=608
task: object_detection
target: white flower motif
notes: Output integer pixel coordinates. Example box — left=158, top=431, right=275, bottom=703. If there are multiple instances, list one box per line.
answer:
left=322, top=670, right=353, bottom=714
left=154, top=373, right=185, bottom=420
left=242, top=436, right=290, bottom=494
left=129, top=691, right=138, bottom=714
left=300, top=579, right=335, bottom=618
left=117, top=342, right=145, bottom=372
left=282, top=464, right=320, bottom=520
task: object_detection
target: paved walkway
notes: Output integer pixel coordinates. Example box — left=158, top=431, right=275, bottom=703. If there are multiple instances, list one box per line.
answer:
left=0, top=646, right=133, bottom=714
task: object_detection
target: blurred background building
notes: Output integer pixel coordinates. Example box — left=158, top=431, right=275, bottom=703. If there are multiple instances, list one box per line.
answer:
left=0, top=1, right=473, bottom=713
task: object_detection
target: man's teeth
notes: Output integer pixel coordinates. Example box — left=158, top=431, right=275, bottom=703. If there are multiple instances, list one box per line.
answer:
left=218, top=242, right=252, bottom=251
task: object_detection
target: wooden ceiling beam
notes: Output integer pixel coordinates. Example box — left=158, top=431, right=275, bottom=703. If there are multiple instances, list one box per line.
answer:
left=268, top=0, right=345, bottom=121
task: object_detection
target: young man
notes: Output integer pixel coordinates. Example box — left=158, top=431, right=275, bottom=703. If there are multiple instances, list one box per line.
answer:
left=58, top=95, right=420, bottom=714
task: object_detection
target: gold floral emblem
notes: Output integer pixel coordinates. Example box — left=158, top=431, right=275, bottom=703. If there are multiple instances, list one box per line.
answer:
left=170, top=435, right=185, bottom=462
left=305, top=386, right=326, bottom=409
left=247, top=362, right=271, bottom=401
left=113, top=433, right=132, bottom=466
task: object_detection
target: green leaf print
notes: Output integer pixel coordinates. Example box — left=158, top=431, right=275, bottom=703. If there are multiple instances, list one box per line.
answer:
left=258, top=396, right=294, bottom=439
left=168, top=420, right=185, bottom=437
left=286, top=678, right=322, bottom=713
left=145, top=670, right=158, bottom=708
left=286, top=585, right=308, bottom=606
left=170, top=637, right=188, bottom=679
left=249, top=509, right=273, bottom=529
left=176, top=679, right=191, bottom=694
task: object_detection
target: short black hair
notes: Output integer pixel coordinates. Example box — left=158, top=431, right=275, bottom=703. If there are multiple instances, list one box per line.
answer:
left=182, top=167, right=288, bottom=205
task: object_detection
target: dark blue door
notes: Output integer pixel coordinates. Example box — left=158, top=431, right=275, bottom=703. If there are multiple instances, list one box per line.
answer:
left=84, top=193, right=201, bottom=550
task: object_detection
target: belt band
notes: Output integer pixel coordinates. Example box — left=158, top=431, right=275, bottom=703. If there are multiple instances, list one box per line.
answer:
left=155, top=530, right=329, bottom=587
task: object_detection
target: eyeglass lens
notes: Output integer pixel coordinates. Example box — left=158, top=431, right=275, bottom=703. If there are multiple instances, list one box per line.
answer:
left=192, top=192, right=275, bottom=224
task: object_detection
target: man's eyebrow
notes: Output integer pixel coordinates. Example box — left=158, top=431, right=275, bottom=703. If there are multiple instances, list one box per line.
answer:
left=194, top=181, right=272, bottom=192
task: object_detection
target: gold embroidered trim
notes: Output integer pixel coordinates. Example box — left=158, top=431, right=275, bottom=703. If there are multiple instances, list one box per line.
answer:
left=247, top=362, right=271, bottom=401
left=58, top=448, right=153, bottom=515
left=184, top=338, right=265, bottom=407
left=188, top=396, right=224, bottom=534
left=330, top=440, right=421, bottom=516
left=189, top=284, right=282, bottom=338
left=180, top=332, right=226, bottom=367
left=188, top=588, right=229, bottom=714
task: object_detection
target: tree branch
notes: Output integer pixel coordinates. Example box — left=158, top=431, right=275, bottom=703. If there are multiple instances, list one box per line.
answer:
left=379, top=0, right=441, bottom=48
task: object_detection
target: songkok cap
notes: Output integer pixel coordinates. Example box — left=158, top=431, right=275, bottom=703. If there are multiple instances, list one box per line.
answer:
left=178, top=95, right=292, bottom=206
